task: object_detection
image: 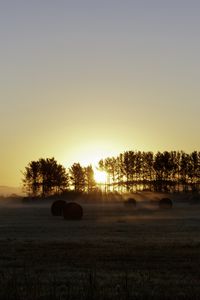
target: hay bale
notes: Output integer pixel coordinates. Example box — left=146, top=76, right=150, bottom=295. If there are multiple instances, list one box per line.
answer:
left=63, top=202, right=83, bottom=220
left=124, top=198, right=137, bottom=207
left=159, top=198, right=173, bottom=209
left=51, top=200, right=66, bottom=216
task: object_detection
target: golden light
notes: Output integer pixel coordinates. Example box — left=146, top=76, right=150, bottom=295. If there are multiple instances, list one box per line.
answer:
left=94, top=169, right=107, bottom=184
left=64, top=141, right=121, bottom=168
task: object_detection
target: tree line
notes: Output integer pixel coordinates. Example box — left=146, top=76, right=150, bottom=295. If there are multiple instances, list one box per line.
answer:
left=23, top=151, right=200, bottom=197
left=98, top=151, right=200, bottom=193
left=23, top=158, right=96, bottom=197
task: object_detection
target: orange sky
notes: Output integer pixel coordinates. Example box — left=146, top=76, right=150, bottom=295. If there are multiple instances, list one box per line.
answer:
left=0, top=0, right=200, bottom=186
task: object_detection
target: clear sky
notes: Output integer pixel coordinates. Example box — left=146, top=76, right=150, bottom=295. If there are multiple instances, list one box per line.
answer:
left=0, top=0, right=200, bottom=186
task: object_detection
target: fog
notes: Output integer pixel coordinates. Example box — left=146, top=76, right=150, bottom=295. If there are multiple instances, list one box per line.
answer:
left=0, top=190, right=199, bottom=244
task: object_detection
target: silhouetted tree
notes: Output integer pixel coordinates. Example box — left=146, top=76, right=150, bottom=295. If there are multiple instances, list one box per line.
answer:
left=104, top=157, right=118, bottom=191
left=122, top=151, right=135, bottom=191
left=23, top=150, right=200, bottom=196
left=180, top=152, right=190, bottom=191
left=116, top=153, right=124, bottom=192
left=154, top=152, right=165, bottom=182
left=23, top=157, right=69, bottom=197
left=84, top=165, right=96, bottom=192
left=190, top=151, right=198, bottom=183
left=69, top=163, right=85, bottom=192
left=135, top=151, right=143, bottom=183
left=142, top=151, right=154, bottom=190
left=106, top=150, right=200, bottom=193
left=23, top=160, right=40, bottom=196
left=98, top=159, right=108, bottom=192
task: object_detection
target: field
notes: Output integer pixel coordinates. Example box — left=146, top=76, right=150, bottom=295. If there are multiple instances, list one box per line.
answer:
left=0, top=193, right=200, bottom=299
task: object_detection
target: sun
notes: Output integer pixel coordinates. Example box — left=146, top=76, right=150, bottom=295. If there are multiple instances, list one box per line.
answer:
left=94, top=169, right=107, bottom=184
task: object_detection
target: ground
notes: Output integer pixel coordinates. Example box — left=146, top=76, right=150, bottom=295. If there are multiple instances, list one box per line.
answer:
left=0, top=194, right=200, bottom=299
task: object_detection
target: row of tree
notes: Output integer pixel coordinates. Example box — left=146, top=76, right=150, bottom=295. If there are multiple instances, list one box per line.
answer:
left=23, top=158, right=96, bottom=196
left=98, top=151, right=200, bottom=193
left=23, top=151, right=200, bottom=196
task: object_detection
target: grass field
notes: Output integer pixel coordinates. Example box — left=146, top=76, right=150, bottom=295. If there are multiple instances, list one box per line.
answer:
left=0, top=194, right=200, bottom=299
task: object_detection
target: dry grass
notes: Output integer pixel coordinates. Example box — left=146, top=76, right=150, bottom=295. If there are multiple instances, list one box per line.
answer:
left=0, top=196, right=200, bottom=299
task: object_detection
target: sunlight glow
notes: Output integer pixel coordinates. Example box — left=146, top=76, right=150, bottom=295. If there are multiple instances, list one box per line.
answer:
left=65, top=141, right=121, bottom=168
left=94, top=169, right=107, bottom=184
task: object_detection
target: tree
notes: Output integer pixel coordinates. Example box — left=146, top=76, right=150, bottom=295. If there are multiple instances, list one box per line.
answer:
left=69, top=163, right=85, bottom=192
left=23, top=157, right=69, bottom=197
left=104, top=157, right=117, bottom=191
left=116, top=153, right=124, bottom=192
left=84, top=165, right=96, bottom=192
left=122, top=151, right=137, bottom=191
left=180, top=152, right=189, bottom=184
left=23, top=160, right=40, bottom=196
left=142, top=151, right=154, bottom=190
left=154, top=152, right=164, bottom=181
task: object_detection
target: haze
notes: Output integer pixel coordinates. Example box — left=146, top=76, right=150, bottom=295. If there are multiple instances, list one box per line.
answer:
left=0, top=0, right=200, bottom=186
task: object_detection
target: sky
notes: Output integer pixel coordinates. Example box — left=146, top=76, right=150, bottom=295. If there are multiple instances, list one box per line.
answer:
left=0, top=0, right=200, bottom=187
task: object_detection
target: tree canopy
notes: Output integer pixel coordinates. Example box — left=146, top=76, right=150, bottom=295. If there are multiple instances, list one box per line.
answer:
left=22, top=150, right=200, bottom=197
left=23, top=157, right=69, bottom=197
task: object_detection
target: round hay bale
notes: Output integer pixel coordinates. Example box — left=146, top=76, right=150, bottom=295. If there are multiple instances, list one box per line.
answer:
left=51, top=200, right=66, bottom=216
left=63, top=202, right=83, bottom=220
left=159, top=198, right=173, bottom=209
left=124, top=198, right=137, bottom=207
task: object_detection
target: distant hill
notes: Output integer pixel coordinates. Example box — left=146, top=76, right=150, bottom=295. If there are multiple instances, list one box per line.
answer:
left=0, top=186, right=23, bottom=196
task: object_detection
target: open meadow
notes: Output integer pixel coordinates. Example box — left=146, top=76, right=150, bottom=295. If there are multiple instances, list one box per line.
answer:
left=0, top=193, right=200, bottom=299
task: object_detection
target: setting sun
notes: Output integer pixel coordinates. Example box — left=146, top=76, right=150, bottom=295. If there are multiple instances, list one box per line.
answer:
left=94, top=169, right=107, bottom=184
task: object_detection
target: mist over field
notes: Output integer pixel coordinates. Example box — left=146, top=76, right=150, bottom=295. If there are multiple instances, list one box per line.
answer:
left=0, top=190, right=200, bottom=298
left=0, top=185, right=23, bottom=197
